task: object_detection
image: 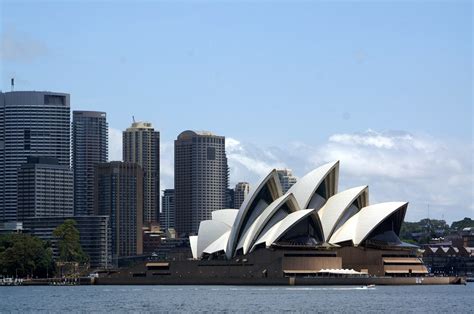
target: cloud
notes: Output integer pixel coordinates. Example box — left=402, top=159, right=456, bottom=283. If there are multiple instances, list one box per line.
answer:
left=0, top=26, right=48, bottom=62
left=160, top=141, right=174, bottom=191
left=225, top=130, right=473, bottom=223
left=109, top=127, right=473, bottom=223
left=226, top=138, right=288, bottom=182
left=108, top=127, right=122, bottom=161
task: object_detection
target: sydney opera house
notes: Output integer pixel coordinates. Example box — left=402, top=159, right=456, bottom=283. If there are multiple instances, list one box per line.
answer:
left=98, top=161, right=464, bottom=285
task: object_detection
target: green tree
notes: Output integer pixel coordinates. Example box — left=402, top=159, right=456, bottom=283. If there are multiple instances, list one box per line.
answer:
left=451, top=217, right=474, bottom=231
left=53, top=219, right=88, bottom=264
left=0, top=233, right=53, bottom=278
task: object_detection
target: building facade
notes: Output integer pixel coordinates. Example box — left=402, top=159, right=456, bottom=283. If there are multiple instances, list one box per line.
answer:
left=160, top=189, right=175, bottom=232
left=23, top=216, right=111, bottom=269
left=233, top=182, right=250, bottom=209
left=72, top=111, right=108, bottom=216
left=276, top=169, right=298, bottom=193
left=95, top=162, right=144, bottom=258
left=123, top=122, right=160, bottom=226
left=17, top=157, right=73, bottom=220
left=0, top=91, right=70, bottom=222
left=174, top=130, right=228, bottom=235
left=226, top=188, right=235, bottom=209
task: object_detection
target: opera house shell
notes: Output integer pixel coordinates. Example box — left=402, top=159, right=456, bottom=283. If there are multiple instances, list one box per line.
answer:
left=191, top=160, right=410, bottom=260
left=180, top=160, right=436, bottom=281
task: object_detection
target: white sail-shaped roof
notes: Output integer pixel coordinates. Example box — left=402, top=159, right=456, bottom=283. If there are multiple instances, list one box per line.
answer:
left=203, top=231, right=231, bottom=255
left=226, top=170, right=283, bottom=258
left=285, top=161, right=339, bottom=210
left=329, top=202, right=408, bottom=246
left=189, top=235, right=198, bottom=259
left=237, top=193, right=300, bottom=255
left=212, top=209, right=239, bottom=226
left=251, top=208, right=316, bottom=250
left=318, top=186, right=368, bottom=241
left=197, top=220, right=231, bottom=257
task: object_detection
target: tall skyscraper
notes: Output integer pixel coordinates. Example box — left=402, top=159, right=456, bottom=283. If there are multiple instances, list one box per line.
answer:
left=277, top=169, right=298, bottom=193
left=160, top=189, right=175, bottom=232
left=123, top=122, right=160, bottom=226
left=17, top=157, right=73, bottom=220
left=174, top=130, right=228, bottom=235
left=95, top=162, right=143, bottom=258
left=0, top=91, right=70, bottom=222
left=72, top=111, right=108, bottom=216
left=233, top=182, right=250, bottom=209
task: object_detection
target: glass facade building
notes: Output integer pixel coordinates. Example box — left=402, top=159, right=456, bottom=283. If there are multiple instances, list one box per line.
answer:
left=72, top=111, right=108, bottom=216
left=0, top=91, right=70, bottom=222
left=17, top=156, right=73, bottom=220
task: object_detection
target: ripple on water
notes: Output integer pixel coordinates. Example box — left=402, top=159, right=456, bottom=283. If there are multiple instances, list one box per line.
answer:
left=0, top=284, right=472, bottom=312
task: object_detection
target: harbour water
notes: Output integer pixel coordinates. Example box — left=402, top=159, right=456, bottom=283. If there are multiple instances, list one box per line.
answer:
left=1, top=284, right=472, bottom=312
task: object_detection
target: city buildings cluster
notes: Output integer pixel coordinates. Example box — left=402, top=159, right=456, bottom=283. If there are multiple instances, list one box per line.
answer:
left=0, top=90, right=297, bottom=269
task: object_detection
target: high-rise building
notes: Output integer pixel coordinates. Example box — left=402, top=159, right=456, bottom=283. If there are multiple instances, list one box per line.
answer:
left=234, top=182, right=250, bottom=209
left=226, top=188, right=235, bottom=209
left=160, top=189, right=175, bottom=231
left=17, top=156, right=73, bottom=220
left=72, top=111, right=108, bottom=216
left=123, top=122, right=159, bottom=226
left=0, top=91, right=70, bottom=222
left=23, top=215, right=112, bottom=268
left=174, top=130, right=228, bottom=235
left=95, top=162, right=143, bottom=258
left=277, top=169, right=298, bottom=193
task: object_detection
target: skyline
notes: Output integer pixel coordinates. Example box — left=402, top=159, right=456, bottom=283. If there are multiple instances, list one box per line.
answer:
left=1, top=1, right=472, bottom=222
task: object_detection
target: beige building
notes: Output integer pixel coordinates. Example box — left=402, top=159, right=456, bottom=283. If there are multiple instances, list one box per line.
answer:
left=123, top=122, right=160, bottom=226
left=234, top=182, right=250, bottom=209
left=276, top=169, right=298, bottom=194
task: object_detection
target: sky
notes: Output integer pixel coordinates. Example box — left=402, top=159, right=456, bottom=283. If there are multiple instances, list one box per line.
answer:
left=1, top=0, right=472, bottom=223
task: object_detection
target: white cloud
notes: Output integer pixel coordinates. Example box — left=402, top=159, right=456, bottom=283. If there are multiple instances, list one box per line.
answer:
left=160, top=141, right=174, bottom=191
left=108, top=127, right=122, bottom=161
left=225, top=130, right=473, bottom=223
left=226, top=138, right=287, bottom=184
left=109, top=127, right=473, bottom=223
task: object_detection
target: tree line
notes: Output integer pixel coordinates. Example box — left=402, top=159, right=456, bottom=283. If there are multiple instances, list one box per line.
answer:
left=0, top=219, right=88, bottom=278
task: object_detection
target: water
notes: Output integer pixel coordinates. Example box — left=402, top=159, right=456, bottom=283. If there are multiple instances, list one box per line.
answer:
left=1, top=284, right=473, bottom=312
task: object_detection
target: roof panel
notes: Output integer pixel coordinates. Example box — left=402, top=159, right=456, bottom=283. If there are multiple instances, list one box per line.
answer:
left=329, top=202, right=408, bottom=246
left=285, top=161, right=339, bottom=210
left=318, top=186, right=368, bottom=241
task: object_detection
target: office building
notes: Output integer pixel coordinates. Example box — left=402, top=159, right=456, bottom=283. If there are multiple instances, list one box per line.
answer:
left=174, top=130, right=228, bottom=235
left=226, top=188, right=235, bottom=209
left=233, top=182, right=250, bottom=209
left=72, top=111, right=108, bottom=216
left=17, top=156, right=73, bottom=220
left=123, top=122, right=160, bottom=226
left=95, top=162, right=143, bottom=258
left=0, top=221, right=23, bottom=235
left=23, top=216, right=111, bottom=269
left=277, top=169, right=298, bottom=193
left=0, top=91, right=70, bottom=222
left=160, top=189, right=175, bottom=231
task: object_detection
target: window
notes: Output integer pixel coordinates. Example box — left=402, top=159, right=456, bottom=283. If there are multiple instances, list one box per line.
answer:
left=207, top=147, right=215, bottom=160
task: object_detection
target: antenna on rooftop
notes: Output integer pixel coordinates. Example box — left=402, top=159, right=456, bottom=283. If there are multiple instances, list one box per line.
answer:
left=11, top=78, right=14, bottom=92
left=132, top=116, right=136, bottom=123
